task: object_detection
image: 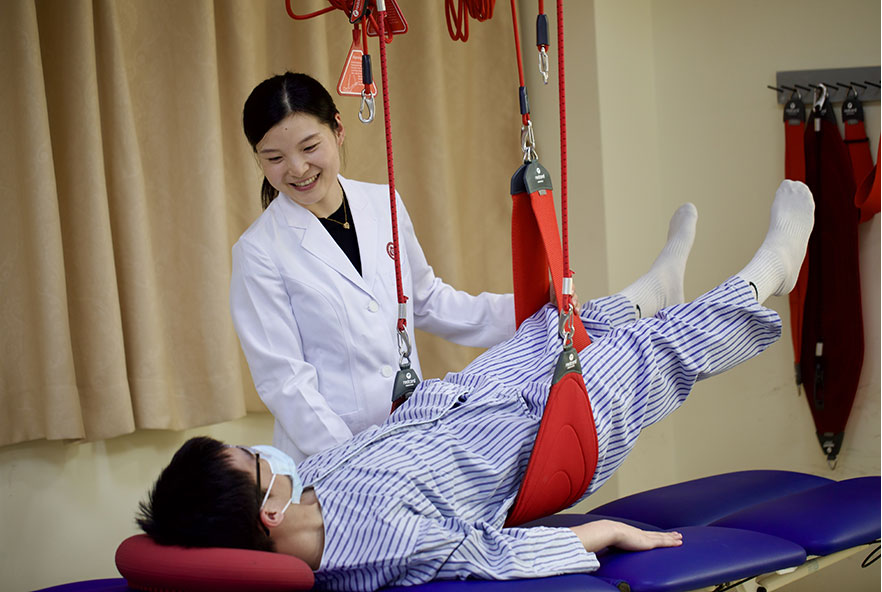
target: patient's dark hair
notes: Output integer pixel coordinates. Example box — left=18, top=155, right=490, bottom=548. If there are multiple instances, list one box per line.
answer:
left=242, top=72, right=341, bottom=210
left=136, top=436, right=275, bottom=552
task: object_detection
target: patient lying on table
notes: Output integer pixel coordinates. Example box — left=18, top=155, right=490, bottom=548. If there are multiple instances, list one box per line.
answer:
left=136, top=181, right=814, bottom=591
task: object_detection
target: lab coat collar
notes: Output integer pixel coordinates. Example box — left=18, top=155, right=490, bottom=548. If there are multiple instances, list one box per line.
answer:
left=274, top=186, right=373, bottom=295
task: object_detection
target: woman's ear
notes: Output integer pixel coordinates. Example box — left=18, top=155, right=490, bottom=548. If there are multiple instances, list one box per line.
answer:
left=334, top=113, right=345, bottom=146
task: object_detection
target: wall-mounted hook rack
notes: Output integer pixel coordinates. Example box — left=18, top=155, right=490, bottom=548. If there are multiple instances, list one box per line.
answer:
left=772, top=66, right=880, bottom=104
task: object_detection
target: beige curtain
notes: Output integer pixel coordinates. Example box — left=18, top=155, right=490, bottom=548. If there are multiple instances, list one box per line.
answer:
left=0, top=0, right=520, bottom=446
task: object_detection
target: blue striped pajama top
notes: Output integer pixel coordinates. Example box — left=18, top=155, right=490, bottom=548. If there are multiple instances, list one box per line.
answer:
left=297, top=277, right=782, bottom=591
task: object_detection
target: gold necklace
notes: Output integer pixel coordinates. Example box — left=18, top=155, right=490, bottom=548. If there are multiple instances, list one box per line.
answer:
left=323, top=195, right=351, bottom=230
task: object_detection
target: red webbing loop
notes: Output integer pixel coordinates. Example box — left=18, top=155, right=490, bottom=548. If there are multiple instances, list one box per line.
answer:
left=844, top=119, right=874, bottom=196
left=376, top=3, right=407, bottom=332
left=528, top=191, right=590, bottom=351
left=854, top=138, right=880, bottom=223
left=785, top=119, right=808, bottom=374
left=510, top=166, right=590, bottom=350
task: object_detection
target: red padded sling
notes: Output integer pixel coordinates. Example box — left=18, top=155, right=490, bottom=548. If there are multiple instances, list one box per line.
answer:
left=800, top=98, right=864, bottom=465
left=504, top=0, right=597, bottom=528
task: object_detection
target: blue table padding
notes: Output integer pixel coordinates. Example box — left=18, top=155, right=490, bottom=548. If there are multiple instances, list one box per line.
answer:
left=526, top=512, right=661, bottom=531
left=32, top=579, right=133, bottom=592
left=711, top=476, right=882, bottom=556
left=593, top=526, right=807, bottom=592
left=588, top=470, right=833, bottom=529
left=381, top=573, right=620, bottom=591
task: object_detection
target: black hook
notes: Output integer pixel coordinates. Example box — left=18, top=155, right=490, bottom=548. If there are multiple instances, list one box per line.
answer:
left=865, top=80, right=881, bottom=89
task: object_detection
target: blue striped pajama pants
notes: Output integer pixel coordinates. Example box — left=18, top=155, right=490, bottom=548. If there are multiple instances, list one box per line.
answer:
left=455, top=276, right=782, bottom=497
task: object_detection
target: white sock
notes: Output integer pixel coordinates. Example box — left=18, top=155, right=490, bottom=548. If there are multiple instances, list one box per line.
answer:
left=620, top=203, right=698, bottom=318
left=736, top=180, right=814, bottom=303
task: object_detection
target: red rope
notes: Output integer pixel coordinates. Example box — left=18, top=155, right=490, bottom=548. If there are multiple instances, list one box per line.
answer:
left=376, top=5, right=407, bottom=331
left=446, top=0, right=495, bottom=42
left=509, top=0, right=530, bottom=127
left=286, top=0, right=395, bottom=43
left=556, top=0, right=570, bottom=302
left=285, top=0, right=340, bottom=20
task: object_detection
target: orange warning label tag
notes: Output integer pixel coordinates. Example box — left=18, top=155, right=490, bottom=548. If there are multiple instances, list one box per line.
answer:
left=337, top=30, right=378, bottom=97
left=366, top=0, right=408, bottom=36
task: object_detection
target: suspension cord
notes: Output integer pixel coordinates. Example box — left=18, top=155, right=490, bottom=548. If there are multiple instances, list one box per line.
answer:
left=509, top=0, right=530, bottom=127
left=375, top=1, right=407, bottom=333
left=555, top=0, right=572, bottom=313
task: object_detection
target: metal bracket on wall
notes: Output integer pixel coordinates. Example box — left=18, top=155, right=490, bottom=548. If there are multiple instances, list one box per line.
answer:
left=772, top=66, right=880, bottom=104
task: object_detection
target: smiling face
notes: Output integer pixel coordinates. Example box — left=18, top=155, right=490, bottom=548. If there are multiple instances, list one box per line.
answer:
left=256, top=112, right=345, bottom=218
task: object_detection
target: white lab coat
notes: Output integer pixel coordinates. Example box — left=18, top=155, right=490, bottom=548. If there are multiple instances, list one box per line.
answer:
left=231, top=176, right=515, bottom=461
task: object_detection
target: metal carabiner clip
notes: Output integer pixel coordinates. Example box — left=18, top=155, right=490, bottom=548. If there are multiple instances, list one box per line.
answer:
left=359, top=89, right=376, bottom=124
left=520, top=121, right=538, bottom=163
left=812, top=83, right=828, bottom=112
left=397, top=328, right=413, bottom=365
left=538, top=47, right=549, bottom=85
left=558, top=303, right=576, bottom=350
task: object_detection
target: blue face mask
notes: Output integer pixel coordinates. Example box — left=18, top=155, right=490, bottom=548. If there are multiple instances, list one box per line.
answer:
left=248, top=445, right=304, bottom=515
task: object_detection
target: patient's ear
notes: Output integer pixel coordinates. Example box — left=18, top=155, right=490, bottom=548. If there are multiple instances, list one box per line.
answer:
left=261, top=507, right=285, bottom=529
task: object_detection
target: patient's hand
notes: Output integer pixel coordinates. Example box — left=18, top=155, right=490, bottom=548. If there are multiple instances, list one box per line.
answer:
left=569, top=519, right=683, bottom=553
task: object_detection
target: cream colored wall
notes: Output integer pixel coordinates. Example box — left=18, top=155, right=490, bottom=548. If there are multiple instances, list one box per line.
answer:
left=555, top=0, right=882, bottom=489
left=562, top=0, right=880, bottom=590
left=3, top=2, right=879, bottom=591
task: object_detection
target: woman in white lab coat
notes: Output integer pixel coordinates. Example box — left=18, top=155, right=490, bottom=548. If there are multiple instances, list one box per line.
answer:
left=232, top=72, right=515, bottom=462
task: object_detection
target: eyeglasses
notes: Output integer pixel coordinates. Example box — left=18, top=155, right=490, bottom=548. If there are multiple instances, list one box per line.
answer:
left=234, top=446, right=271, bottom=536
left=253, top=451, right=264, bottom=506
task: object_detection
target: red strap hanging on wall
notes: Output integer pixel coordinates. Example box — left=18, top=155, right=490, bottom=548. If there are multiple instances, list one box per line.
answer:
left=783, top=93, right=808, bottom=383
left=854, top=138, right=881, bottom=222
left=841, top=92, right=880, bottom=222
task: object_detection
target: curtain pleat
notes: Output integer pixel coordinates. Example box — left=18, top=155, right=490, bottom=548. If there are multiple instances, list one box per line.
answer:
left=1, top=0, right=520, bottom=447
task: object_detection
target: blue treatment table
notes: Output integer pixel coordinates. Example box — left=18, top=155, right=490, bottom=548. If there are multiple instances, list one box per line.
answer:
left=384, top=470, right=880, bottom=592
left=36, top=470, right=880, bottom=592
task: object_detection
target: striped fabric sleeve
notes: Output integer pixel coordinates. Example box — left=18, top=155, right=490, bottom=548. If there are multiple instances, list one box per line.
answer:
left=409, top=519, right=598, bottom=584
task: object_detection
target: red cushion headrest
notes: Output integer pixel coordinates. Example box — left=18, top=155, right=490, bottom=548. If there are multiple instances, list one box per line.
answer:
left=115, top=534, right=314, bottom=592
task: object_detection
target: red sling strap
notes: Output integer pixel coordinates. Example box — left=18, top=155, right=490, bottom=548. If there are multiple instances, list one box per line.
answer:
left=842, top=94, right=874, bottom=192
left=800, top=94, right=864, bottom=466
left=783, top=94, right=808, bottom=383
left=842, top=93, right=880, bottom=223
left=510, top=161, right=591, bottom=351
left=854, top=137, right=881, bottom=223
